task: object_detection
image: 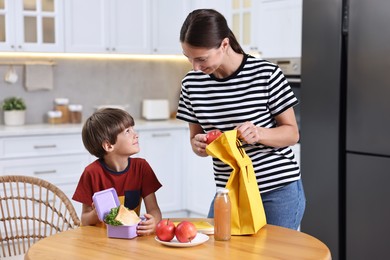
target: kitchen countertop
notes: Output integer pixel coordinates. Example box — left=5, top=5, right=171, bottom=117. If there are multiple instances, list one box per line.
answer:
left=0, top=119, right=188, bottom=137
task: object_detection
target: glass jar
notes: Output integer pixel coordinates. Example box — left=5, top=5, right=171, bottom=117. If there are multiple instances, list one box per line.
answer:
left=68, top=104, right=83, bottom=124
left=47, top=110, right=62, bottom=124
left=214, top=188, right=231, bottom=241
left=54, top=98, right=69, bottom=123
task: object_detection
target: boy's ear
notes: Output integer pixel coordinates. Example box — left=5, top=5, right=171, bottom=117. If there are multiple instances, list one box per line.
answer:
left=102, top=140, right=114, bottom=152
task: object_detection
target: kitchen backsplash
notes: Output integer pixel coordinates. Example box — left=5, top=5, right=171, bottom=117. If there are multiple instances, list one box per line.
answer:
left=0, top=55, right=192, bottom=124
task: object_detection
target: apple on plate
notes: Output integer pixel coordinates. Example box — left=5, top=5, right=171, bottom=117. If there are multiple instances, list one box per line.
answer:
left=175, top=221, right=197, bottom=243
left=206, top=130, right=222, bottom=144
left=156, top=219, right=175, bottom=242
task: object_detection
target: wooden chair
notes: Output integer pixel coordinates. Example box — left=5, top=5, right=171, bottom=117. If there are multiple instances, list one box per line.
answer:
left=0, top=175, right=81, bottom=258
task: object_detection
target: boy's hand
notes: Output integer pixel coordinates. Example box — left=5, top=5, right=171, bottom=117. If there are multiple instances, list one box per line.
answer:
left=136, top=213, right=156, bottom=236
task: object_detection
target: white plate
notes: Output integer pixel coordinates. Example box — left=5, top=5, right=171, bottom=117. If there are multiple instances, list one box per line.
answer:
left=155, top=233, right=209, bottom=247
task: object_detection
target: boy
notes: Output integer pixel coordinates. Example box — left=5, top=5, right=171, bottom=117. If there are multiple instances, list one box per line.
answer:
left=73, top=108, right=162, bottom=235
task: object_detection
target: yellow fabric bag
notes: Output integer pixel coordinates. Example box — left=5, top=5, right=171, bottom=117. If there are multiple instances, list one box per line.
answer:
left=206, top=130, right=267, bottom=235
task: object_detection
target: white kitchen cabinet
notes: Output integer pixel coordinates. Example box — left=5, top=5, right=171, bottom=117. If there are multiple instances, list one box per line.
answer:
left=183, top=129, right=216, bottom=218
left=190, top=0, right=230, bottom=22
left=137, top=126, right=216, bottom=218
left=0, top=0, right=64, bottom=52
left=65, top=0, right=190, bottom=55
left=230, top=0, right=259, bottom=55
left=291, top=143, right=301, bottom=166
left=136, top=128, right=187, bottom=218
left=0, top=132, right=90, bottom=218
left=150, top=0, right=191, bottom=54
left=256, top=0, right=302, bottom=58
left=64, top=0, right=150, bottom=54
left=0, top=121, right=218, bottom=221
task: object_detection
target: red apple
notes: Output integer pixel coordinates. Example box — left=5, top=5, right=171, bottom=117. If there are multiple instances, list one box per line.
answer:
left=175, top=221, right=197, bottom=243
left=156, top=219, right=176, bottom=242
left=206, top=130, right=222, bottom=144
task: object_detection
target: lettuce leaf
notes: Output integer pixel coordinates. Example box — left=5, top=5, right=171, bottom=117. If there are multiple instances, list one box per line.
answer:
left=104, top=206, right=123, bottom=226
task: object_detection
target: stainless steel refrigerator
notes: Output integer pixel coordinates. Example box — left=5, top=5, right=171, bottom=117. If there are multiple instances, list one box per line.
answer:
left=301, top=1, right=390, bottom=260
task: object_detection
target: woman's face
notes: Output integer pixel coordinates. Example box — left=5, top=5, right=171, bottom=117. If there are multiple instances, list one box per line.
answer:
left=181, top=40, right=227, bottom=74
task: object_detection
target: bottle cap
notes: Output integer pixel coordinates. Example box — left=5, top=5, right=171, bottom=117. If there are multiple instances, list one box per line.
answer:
left=54, top=98, right=69, bottom=105
left=217, top=188, right=229, bottom=194
left=68, top=104, right=83, bottom=111
left=47, top=110, right=62, bottom=118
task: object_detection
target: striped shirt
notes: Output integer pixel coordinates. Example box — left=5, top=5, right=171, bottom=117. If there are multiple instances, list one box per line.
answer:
left=176, top=55, right=301, bottom=193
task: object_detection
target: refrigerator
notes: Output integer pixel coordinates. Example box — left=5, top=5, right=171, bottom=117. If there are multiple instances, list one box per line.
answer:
left=300, top=1, right=390, bottom=260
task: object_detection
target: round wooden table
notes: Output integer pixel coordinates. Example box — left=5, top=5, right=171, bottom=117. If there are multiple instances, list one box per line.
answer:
left=25, top=222, right=331, bottom=260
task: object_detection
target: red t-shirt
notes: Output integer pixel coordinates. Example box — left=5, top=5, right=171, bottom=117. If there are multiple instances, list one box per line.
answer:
left=72, top=157, right=162, bottom=213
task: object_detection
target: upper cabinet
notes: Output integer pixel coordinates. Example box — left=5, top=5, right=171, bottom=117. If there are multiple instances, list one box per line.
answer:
left=64, top=0, right=191, bottom=55
left=150, top=0, right=191, bottom=54
left=64, top=0, right=150, bottom=54
left=230, top=0, right=258, bottom=55
left=255, top=0, right=302, bottom=58
left=0, top=0, right=64, bottom=52
left=190, top=0, right=230, bottom=21
left=0, top=0, right=302, bottom=56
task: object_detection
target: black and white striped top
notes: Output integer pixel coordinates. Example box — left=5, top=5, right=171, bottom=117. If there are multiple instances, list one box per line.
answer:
left=176, top=55, right=301, bottom=193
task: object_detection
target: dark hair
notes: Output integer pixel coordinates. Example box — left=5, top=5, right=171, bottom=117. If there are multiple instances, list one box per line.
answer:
left=180, top=9, right=244, bottom=54
left=82, top=108, right=135, bottom=158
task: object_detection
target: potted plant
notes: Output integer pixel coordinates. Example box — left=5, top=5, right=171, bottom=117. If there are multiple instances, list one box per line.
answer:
left=2, top=97, right=26, bottom=126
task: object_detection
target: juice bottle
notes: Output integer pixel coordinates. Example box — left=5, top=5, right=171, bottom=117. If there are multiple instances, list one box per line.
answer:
left=214, top=188, right=231, bottom=241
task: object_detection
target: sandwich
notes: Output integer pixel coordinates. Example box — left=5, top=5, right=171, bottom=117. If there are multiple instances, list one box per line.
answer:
left=104, top=205, right=141, bottom=226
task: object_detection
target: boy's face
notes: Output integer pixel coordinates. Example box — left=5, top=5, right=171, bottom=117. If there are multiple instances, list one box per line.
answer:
left=112, top=126, right=139, bottom=156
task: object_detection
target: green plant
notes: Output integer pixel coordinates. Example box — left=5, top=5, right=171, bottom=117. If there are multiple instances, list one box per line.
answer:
left=2, top=97, right=26, bottom=111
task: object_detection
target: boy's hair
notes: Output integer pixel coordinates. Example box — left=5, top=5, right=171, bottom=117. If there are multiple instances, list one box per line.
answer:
left=82, top=108, right=135, bottom=158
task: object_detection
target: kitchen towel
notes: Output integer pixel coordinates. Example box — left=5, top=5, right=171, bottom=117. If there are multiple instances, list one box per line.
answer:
left=24, top=62, right=54, bottom=91
left=206, top=130, right=267, bottom=235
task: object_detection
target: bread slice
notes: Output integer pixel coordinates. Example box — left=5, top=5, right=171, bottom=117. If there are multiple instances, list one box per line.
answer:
left=114, top=205, right=141, bottom=225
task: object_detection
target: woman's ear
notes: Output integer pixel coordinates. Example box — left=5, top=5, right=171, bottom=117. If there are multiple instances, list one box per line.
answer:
left=102, top=140, right=114, bottom=152
left=221, top=37, right=229, bottom=50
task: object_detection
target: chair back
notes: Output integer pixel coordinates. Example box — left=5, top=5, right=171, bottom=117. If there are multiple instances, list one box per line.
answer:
left=0, top=175, right=80, bottom=258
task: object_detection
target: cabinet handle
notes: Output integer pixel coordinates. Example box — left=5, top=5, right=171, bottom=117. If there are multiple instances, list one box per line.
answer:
left=34, top=170, right=57, bottom=175
left=152, top=133, right=171, bottom=138
left=33, top=144, right=57, bottom=149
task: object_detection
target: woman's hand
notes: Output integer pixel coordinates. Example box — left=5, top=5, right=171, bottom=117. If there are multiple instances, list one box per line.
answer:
left=136, top=213, right=156, bottom=236
left=189, top=123, right=209, bottom=157
left=235, top=108, right=300, bottom=148
left=235, top=121, right=261, bottom=145
left=191, top=133, right=208, bottom=156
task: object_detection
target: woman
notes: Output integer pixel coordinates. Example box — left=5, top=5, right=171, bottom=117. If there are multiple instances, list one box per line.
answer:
left=176, top=9, right=305, bottom=230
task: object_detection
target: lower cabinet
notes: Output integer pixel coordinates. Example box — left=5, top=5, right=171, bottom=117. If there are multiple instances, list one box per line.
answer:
left=183, top=129, right=216, bottom=218
left=0, top=125, right=302, bottom=222
left=291, top=143, right=301, bottom=166
left=137, top=128, right=187, bottom=217
left=137, top=127, right=216, bottom=218
left=0, top=132, right=90, bottom=218
left=0, top=124, right=218, bottom=220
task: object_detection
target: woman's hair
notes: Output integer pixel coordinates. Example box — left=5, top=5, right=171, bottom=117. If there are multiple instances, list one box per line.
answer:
left=180, top=9, right=244, bottom=54
left=82, top=108, right=135, bottom=158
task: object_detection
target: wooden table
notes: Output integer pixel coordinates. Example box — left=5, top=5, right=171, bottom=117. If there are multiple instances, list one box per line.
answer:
left=25, top=220, right=331, bottom=260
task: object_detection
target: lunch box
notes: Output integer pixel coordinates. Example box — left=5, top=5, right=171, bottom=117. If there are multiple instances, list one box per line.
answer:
left=92, top=188, right=140, bottom=239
